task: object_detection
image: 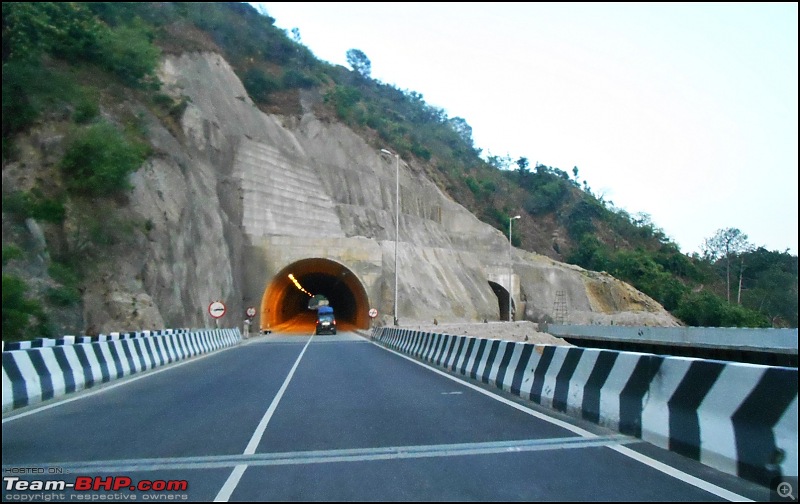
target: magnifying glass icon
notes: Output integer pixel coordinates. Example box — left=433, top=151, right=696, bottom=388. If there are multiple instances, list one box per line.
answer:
left=778, top=482, right=796, bottom=500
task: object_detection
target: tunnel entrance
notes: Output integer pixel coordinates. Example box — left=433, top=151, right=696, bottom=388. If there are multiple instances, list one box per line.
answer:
left=488, top=281, right=515, bottom=321
left=262, top=259, right=370, bottom=333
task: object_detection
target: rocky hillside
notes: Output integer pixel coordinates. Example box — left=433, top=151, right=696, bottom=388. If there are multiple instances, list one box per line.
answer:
left=2, top=49, right=680, bottom=338
left=2, top=3, right=688, bottom=340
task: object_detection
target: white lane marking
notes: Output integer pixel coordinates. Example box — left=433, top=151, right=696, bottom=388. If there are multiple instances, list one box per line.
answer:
left=9, top=435, right=635, bottom=473
left=3, top=344, right=240, bottom=423
left=213, top=464, right=247, bottom=503
left=214, top=335, right=314, bottom=502
left=609, top=444, right=754, bottom=502
left=370, top=339, right=752, bottom=502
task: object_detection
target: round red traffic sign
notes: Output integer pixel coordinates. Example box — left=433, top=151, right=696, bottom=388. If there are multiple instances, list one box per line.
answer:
left=368, top=308, right=378, bottom=319
left=246, top=306, right=256, bottom=318
left=208, top=301, right=226, bottom=319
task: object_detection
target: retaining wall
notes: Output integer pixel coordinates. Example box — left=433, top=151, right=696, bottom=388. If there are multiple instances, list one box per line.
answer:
left=372, top=327, right=798, bottom=487
left=2, top=328, right=241, bottom=413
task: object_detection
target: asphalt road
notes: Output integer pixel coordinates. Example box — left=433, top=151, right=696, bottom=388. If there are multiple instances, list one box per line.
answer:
left=2, top=332, right=772, bottom=501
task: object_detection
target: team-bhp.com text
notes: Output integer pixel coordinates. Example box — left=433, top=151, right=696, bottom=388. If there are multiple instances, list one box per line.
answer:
left=4, top=476, right=189, bottom=501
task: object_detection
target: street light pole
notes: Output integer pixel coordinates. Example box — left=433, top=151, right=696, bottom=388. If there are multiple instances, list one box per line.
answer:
left=381, top=149, right=400, bottom=326
left=508, top=215, right=521, bottom=322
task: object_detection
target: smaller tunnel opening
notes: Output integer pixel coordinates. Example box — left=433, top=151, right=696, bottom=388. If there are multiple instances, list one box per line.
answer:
left=489, top=281, right=515, bottom=321
left=262, top=259, right=370, bottom=333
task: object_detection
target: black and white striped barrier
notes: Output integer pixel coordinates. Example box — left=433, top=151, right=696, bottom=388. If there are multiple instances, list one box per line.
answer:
left=2, top=328, right=241, bottom=413
left=1, top=329, right=192, bottom=352
left=372, top=327, right=798, bottom=487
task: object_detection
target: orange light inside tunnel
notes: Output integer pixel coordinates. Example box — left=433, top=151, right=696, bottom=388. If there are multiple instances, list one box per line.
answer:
left=263, top=259, right=371, bottom=332
left=288, top=273, right=313, bottom=297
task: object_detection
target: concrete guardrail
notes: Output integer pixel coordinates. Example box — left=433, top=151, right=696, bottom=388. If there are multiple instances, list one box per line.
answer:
left=372, top=326, right=798, bottom=488
left=2, top=328, right=242, bottom=413
left=542, top=324, right=798, bottom=354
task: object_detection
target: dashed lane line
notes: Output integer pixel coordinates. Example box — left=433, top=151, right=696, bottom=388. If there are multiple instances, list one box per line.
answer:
left=213, top=334, right=315, bottom=502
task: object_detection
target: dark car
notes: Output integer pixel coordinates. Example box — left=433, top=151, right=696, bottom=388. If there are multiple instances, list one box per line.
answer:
left=315, top=306, right=336, bottom=335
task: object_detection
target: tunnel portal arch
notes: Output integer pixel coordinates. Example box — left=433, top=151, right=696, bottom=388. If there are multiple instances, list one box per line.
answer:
left=262, top=258, right=370, bottom=332
left=488, top=280, right=516, bottom=321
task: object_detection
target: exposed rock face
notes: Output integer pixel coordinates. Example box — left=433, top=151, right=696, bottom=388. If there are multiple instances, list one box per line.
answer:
left=4, top=51, right=681, bottom=335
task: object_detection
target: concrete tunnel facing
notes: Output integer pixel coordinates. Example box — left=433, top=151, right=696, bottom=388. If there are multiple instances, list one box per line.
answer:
left=261, top=258, right=370, bottom=333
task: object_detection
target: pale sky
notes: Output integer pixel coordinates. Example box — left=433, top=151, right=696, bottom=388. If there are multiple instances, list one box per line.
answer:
left=253, top=2, right=798, bottom=256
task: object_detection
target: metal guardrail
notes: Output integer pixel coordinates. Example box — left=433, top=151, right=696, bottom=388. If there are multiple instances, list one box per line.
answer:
left=541, top=324, right=798, bottom=356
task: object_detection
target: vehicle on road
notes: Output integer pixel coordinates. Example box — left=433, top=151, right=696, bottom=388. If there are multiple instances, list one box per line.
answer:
left=315, top=305, right=336, bottom=335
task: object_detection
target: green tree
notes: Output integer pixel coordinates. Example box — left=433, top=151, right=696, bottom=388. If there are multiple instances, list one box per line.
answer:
left=738, top=248, right=798, bottom=327
left=346, top=48, right=371, bottom=79
left=702, top=228, right=751, bottom=303
left=486, top=153, right=513, bottom=170
left=516, top=157, right=530, bottom=183
left=448, top=117, right=474, bottom=149
left=290, top=27, right=301, bottom=43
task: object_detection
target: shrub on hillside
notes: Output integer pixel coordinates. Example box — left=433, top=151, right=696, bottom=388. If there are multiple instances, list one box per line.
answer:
left=243, top=68, right=280, bottom=104
left=1, top=191, right=65, bottom=223
left=282, top=69, right=316, bottom=89
left=60, top=122, right=149, bottom=196
left=674, top=291, right=770, bottom=328
left=2, top=275, right=51, bottom=341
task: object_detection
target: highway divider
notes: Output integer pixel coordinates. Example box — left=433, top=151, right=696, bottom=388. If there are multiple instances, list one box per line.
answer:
left=372, top=327, right=798, bottom=487
left=2, top=328, right=242, bottom=413
left=2, top=329, right=192, bottom=351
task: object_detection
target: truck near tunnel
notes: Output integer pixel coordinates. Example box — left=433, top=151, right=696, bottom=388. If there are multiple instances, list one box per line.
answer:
left=308, top=294, right=329, bottom=310
left=315, top=305, right=336, bottom=335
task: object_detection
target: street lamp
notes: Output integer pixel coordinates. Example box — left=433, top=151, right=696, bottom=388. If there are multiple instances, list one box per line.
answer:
left=508, top=215, right=521, bottom=322
left=381, top=148, right=400, bottom=326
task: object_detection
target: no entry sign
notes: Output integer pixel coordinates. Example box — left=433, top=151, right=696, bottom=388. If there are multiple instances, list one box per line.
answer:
left=208, top=301, right=226, bottom=319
